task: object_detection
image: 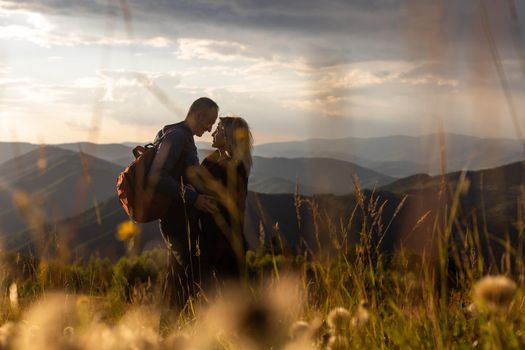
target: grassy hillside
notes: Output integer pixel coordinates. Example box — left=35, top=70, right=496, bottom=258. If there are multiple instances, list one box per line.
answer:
left=0, top=146, right=123, bottom=238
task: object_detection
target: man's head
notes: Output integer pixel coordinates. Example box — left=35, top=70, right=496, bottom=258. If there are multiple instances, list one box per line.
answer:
left=185, top=97, right=219, bottom=137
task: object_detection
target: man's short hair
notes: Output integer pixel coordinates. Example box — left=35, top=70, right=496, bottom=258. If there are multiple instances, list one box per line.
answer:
left=187, top=97, right=219, bottom=116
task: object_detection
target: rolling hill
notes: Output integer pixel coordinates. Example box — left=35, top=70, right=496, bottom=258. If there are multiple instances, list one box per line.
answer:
left=56, top=142, right=134, bottom=166
left=0, top=142, right=39, bottom=165
left=0, top=146, right=123, bottom=237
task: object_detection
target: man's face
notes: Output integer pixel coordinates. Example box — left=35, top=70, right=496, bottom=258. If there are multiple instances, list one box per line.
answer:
left=195, top=108, right=218, bottom=137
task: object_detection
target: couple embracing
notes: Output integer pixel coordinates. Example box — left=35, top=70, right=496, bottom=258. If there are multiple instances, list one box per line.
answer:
left=149, top=97, right=252, bottom=312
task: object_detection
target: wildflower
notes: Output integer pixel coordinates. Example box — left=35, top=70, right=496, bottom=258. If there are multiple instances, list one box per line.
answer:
left=351, top=300, right=370, bottom=328
left=117, top=220, right=140, bottom=241
left=289, top=320, right=310, bottom=341
left=328, top=335, right=349, bottom=350
left=472, top=275, right=517, bottom=314
left=327, top=307, right=350, bottom=334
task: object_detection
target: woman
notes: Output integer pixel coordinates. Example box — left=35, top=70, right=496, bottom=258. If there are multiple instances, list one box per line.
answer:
left=196, top=116, right=252, bottom=284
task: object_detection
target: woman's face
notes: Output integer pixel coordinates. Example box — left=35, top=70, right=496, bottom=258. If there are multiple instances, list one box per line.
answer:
left=211, top=122, right=227, bottom=150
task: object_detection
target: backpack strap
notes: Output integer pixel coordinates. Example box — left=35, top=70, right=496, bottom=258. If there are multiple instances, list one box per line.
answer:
left=132, top=143, right=155, bottom=159
left=133, top=124, right=181, bottom=159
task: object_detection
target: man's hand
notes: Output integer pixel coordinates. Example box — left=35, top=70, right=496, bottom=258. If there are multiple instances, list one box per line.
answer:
left=194, top=194, right=217, bottom=213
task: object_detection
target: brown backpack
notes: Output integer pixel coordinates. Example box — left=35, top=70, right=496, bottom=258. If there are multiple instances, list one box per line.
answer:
left=116, top=143, right=171, bottom=223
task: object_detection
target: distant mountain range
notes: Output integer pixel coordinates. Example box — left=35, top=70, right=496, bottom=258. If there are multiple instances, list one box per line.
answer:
left=253, top=133, right=525, bottom=177
left=0, top=143, right=524, bottom=263
left=0, top=142, right=133, bottom=169
left=0, top=145, right=393, bottom=259
left=1, top=142, right=396, bottom=195
left=3, top=133, right=524, bottom=178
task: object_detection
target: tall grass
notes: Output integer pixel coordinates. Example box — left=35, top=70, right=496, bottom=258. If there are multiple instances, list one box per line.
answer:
left=1, top=173, right=525, bottom=349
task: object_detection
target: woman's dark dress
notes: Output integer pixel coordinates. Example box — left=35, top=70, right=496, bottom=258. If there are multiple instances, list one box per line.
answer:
left=199, top=150, right=248, bottom=283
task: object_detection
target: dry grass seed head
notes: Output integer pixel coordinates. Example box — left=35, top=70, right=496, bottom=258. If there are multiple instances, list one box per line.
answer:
left=327, top=307, right=350, bottom=333
left=472, top=275, right=517, bottom=314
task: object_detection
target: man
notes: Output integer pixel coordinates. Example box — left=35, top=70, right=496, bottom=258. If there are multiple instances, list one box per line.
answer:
left=150, top=97, right=218, bottom=317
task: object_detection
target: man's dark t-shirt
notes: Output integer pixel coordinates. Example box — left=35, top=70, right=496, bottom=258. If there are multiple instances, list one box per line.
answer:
left=151, top=121, right=199, bottom=207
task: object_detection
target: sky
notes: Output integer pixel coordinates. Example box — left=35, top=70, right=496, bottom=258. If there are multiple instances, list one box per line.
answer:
left=0, top=0, right=525, bottom=145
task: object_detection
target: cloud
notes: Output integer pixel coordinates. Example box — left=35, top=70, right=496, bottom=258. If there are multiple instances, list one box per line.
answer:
left=2, top=0, right=525, bottom=142
left=277, top=60, right=462, bottom=118
left=175, top=38, right=254, bottom=62
left=4, top=0, right=524, bottom=71
left=65, top=120, right=99, bottom=133
left=0, top=6, right=174, bottom=48
left=6, top=1, right=523, bottom=53
left=0, top=78, right=76, bottom=104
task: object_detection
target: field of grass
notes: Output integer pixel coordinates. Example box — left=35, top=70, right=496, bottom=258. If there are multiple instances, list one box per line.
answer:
left=0, top=176, right=524, bottom=350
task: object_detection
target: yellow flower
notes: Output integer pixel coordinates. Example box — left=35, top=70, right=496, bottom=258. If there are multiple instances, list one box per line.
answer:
left=117, top=220, right=140, bottom=241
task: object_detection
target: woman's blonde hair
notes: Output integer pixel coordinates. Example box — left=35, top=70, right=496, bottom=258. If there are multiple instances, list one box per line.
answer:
left=220, top=115, right=253, bottom=176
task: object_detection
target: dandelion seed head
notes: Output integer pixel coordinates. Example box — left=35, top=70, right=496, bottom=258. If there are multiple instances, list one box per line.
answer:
left=203, top=278, right=301, bottom=349
left=472, top=275, right=517, bottom=314
left=14, top=293, right=78, bottom=349
left=289, top=320, right=310, bottom=340
left=327, top=307, right=350, bottom=333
